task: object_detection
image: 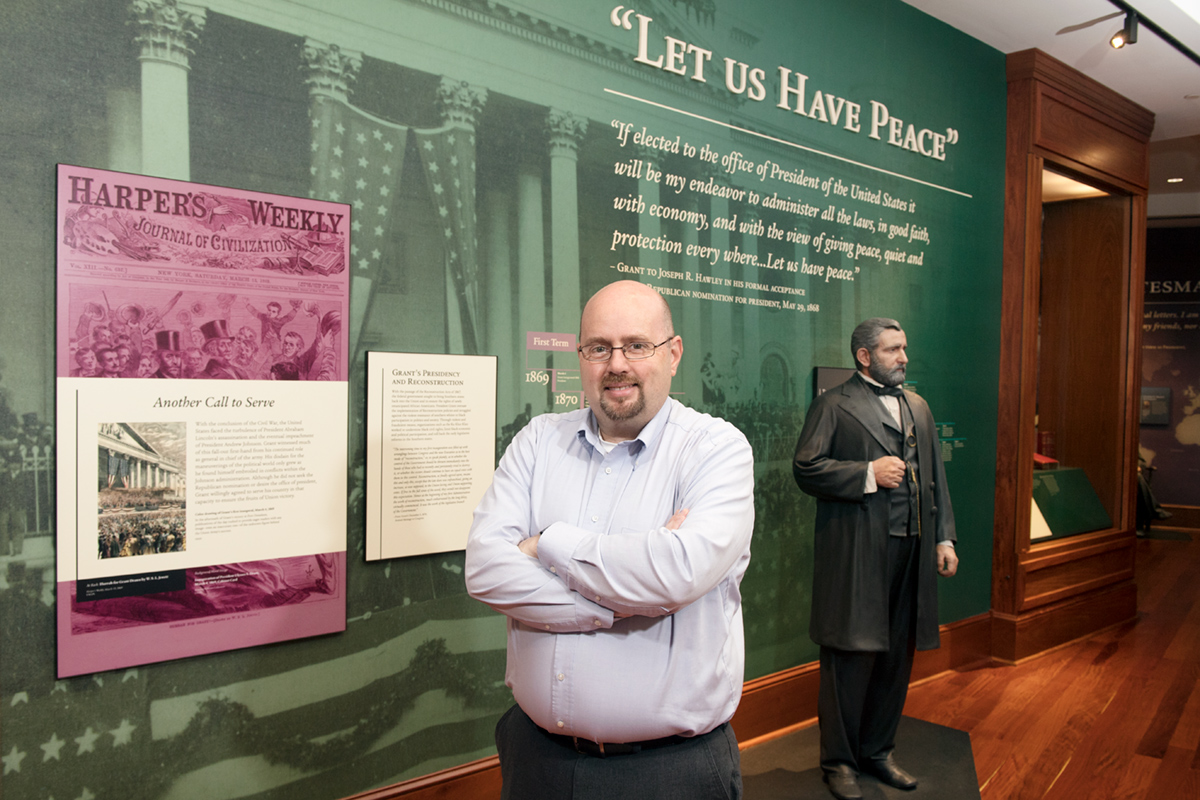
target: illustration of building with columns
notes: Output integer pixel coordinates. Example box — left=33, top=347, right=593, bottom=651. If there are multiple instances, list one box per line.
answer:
left=98, top=423, right=183, bottom=495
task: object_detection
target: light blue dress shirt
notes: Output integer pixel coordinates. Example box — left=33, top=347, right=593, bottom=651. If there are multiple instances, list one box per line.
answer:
left=465, top=398, right=755, bottom=743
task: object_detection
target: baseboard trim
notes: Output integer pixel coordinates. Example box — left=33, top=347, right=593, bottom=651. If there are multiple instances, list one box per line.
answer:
left=991, top=581, right=1137, bottom=664
left=347, top=612, right=993, bottom=799
left=1159, top=504, right=1200, bottom=530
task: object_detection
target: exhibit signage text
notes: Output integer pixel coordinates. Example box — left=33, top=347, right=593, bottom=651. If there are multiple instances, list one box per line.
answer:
left=610, top=6, right=962, bottom=161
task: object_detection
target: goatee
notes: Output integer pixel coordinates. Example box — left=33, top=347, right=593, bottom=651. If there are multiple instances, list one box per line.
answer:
left=598, top=373, right=644, bottom=421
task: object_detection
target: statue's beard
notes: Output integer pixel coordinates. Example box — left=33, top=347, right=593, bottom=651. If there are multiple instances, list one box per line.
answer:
left=868, top=360, right=905, bottom=387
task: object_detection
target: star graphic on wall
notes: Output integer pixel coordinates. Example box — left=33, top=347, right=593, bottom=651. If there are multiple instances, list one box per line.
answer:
left=372, top=129, right=382, bottom=140
left=10, top=692, right=28, bottom=706
left=357, top=157, right=369, bottom=168
left=109, top=719, right=136, bottom=747
left=355, top=178, right=367, bottom=190
left=2, top=746, right=26, bottom=774
left=352, top=220, right=362, bottom=232
left=332, top=145, right=343, bottom=158
left=76, top=788, right=97, bottom=800
left=355, top=132, right=366, bottom=144
left=382, top=164, right=392, bottom=175
left=371, top=249, right=381, bottom=259
left=335, top=122, right=345, bottom=135
left=374, top=225, right=383, bottom=237
left=74, top=727, right=100, bottom=755
left=311, top=117, right=320, bottom=128
left=376, top=205, right=387, bottom=216
left=41, top=733, right=65, bottom=762
left=383, top=141, right=394, bottom=152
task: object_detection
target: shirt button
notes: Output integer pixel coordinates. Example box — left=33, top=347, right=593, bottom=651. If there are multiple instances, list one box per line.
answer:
left=557, top=720, right=565, bottom=728
left=593, top=619, right=601, bottom=626
left=549, top=566, right=556, bottom=574
left=545, top=624, right=551, bottom=630
left=557, top=673, right=565, bottom=681
left=605, top=467, right=612, bottom=474
left=591, top=515, right=599, bottom=522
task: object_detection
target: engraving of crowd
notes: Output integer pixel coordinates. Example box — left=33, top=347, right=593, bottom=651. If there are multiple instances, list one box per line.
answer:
left=98, top=510, right=186, bottom=559
left=70, top=295, right=337, bottom=381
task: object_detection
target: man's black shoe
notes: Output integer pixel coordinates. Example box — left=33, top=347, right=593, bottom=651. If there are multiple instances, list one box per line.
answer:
left=866, top=754, right=918, bottom=790
left=823, top=764, right=863, bottom=800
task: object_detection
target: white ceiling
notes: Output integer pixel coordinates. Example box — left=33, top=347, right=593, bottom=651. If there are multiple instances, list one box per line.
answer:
left=903, top=0, right=1200, bottom=199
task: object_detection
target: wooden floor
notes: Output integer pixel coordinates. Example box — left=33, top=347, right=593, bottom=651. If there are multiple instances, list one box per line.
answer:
left=903, top=529, right=1200, bottom=799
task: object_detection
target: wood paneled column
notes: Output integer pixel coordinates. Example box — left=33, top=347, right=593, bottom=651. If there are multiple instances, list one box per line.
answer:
left=993, top=49, right=1154, bottom=663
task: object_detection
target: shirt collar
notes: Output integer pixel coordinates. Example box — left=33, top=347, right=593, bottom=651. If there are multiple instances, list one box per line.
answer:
left=578, top=397, right=675, bottom=456
left=858, top=370, right=885, bottom=389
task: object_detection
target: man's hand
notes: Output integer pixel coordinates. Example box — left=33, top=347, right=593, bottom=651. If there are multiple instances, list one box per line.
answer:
left=872, top=456, right=907, bottom=489
left=518, top=534, right=540, bottom=559
left=936, top=542, right=958, bottom=577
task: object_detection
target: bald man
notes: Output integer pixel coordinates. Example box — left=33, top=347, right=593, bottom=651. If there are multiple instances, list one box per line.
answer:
left=467, top=280, right=755, bottom=799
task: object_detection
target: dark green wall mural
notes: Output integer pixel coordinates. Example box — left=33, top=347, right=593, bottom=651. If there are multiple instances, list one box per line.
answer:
left=0, top=0, right=1003, bottom=796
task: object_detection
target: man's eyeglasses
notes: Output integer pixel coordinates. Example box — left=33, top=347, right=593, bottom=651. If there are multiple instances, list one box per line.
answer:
left=578, top=337, right=674, bottom=363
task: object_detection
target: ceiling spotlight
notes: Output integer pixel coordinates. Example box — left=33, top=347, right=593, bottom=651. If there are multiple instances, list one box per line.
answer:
left=1111, top=11, right=1138, bottom=48
left=1168, top=177, right=1184, bottom=183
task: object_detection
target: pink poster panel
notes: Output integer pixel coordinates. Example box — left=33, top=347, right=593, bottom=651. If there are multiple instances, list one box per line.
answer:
left=55, top=165, right=350, bottom=676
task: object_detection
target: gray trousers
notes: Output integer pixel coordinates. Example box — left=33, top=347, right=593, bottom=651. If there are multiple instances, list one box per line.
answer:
left=496, top=704, right=742, bottom=800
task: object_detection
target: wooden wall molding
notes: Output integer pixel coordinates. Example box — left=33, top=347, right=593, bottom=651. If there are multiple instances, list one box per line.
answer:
left=1020, top=533, right=1136, bottom=610
left=991, top=581, right=1137, bottom=665
left=1159, top=505, right=1200, bottom=530
left=344, top=614, right=993, bottom=799
left=1006, top=49, right=1155, bottom=144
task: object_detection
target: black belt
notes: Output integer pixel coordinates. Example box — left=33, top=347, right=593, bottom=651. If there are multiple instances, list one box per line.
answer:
left=540, top=726, right=690, bottom=757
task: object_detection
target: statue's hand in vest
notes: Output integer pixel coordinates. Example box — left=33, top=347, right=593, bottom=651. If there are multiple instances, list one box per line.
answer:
left=871, top=456, right=906, bottom=489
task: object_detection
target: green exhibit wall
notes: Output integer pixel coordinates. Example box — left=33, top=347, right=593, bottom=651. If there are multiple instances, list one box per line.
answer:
left=0, top=0, right=1004, bottom=796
